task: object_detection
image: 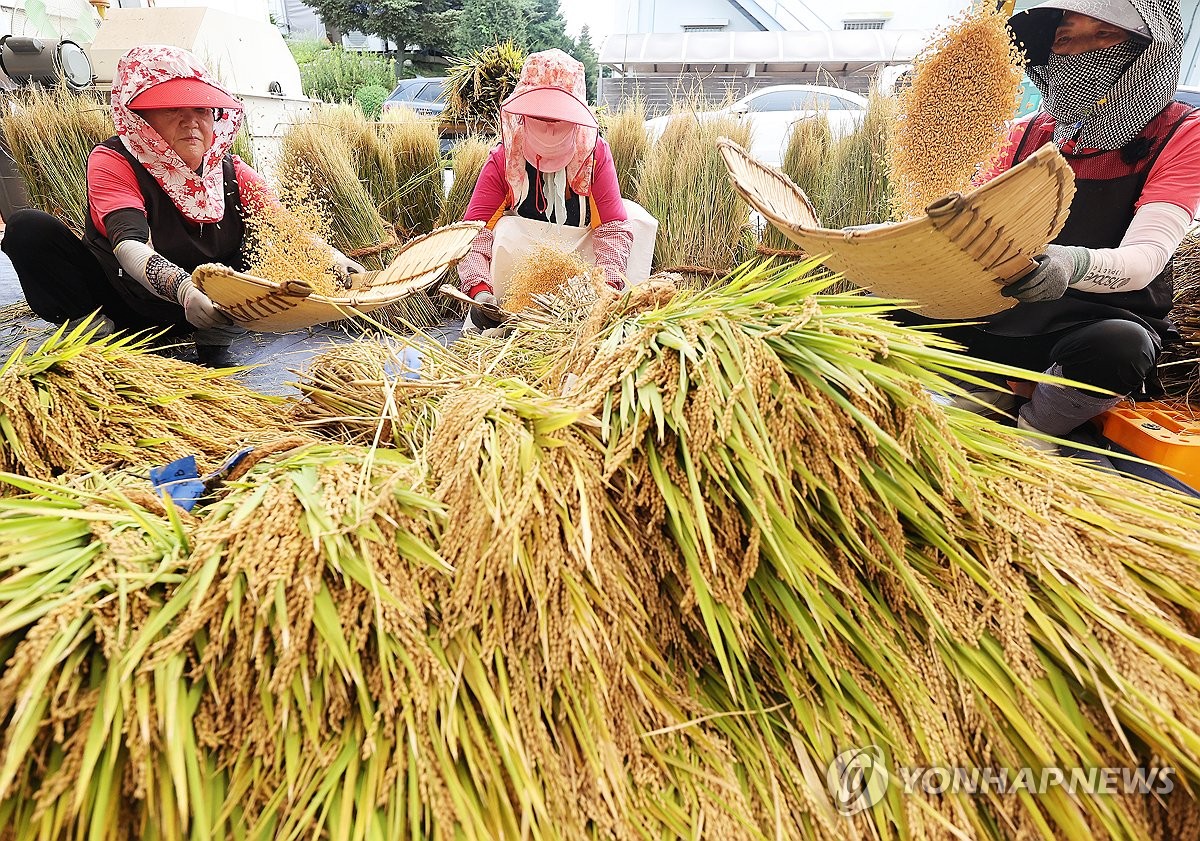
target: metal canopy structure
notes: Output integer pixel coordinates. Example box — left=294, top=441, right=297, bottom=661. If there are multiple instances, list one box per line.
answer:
left=599, top=30, right=930, bottom=74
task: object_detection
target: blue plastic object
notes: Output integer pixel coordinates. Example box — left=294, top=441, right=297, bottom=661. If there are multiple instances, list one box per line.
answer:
left=149, top=446, right=255, bottom=511
left=149, top=455, right=204, bottom=511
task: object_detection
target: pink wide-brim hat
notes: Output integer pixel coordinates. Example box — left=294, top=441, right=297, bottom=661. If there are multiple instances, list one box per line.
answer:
left=501, top=85, right=597, bottom=128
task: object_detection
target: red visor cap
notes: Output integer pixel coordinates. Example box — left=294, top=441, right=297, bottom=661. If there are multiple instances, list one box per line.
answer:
left=128, top=77, right=243, bottom=111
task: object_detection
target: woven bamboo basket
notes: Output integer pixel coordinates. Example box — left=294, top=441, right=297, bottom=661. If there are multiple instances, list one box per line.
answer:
left=718, top=138, right=1076, bottom=319
left=193, top=222, right=485, bottom=332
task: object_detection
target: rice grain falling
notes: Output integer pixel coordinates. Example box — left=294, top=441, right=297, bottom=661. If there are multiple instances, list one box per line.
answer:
left=890, top=4, right=1025, bottom=219
left=505, top=243, right=592, bottom=311
left=240, top=181, right=344, bottom=294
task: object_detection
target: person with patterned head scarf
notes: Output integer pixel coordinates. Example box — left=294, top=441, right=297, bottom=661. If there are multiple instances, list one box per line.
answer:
left=915, top=0, right=1199, bottom=451
left=1, top=45, right=363, bottom=366
left=456, top=49, right=655, bottom=334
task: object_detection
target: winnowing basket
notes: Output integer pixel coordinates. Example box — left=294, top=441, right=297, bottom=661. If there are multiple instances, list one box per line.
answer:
left=193, top=221, right=484, bottom=332
left=718, top=138, right=1076, bottom=319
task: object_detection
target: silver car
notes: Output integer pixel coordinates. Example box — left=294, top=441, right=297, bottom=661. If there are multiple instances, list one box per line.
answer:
left=643, top=84, right=870, bottom=168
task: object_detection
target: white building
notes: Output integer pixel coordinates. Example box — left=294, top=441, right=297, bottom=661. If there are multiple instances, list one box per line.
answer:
left=623, top=0, right=969, bottom=33
left=600, top=0, right=1200, bottom=111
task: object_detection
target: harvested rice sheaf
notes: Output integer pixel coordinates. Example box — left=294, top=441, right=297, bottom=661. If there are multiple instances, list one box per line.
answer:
left=5, top=261, right=1200, bottom=838
left=0, top=329, right=294, bottom=488
left=603, top=99, right=651, bottom=196
left=563, top=261, right=1200, bottom=837
left=637, top=109, right=752, bottom=274
left=1159, top=232, right=1199, bottom=396
left=438, top=135, right=492, bottom=229
left=890, top=4, right=1025, bottom=219
left=291, top=339, right=442, bottom=454
left=0, top=86, right=112, bottom=236
left=278, top=114, right=398, bottom=271
left=378, top=111, right=445, bottom=237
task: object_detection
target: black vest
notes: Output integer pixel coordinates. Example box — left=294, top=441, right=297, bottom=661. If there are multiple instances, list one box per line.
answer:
left=514, top=161, right=591, bottom=226
left=83, top=137, right=246, bottom=321
left=983, top=102, right=1195, bottom=340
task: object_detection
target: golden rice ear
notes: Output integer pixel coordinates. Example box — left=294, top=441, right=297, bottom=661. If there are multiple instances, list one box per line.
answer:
left=193, top=222, right=484, bottom=332
left=719, top=138, right=1075, bottom=319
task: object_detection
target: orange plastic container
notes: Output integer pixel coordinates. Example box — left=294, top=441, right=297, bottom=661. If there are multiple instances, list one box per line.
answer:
left=1096, top=403, right=1200, bottom=491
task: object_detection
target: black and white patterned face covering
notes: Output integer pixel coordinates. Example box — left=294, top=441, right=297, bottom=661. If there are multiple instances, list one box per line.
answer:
left=1025, top=0, right=1183, bottom=151
left=1035, top=40, right=1145, bottom=146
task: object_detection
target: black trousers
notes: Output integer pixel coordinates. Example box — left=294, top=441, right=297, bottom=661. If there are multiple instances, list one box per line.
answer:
left=895, top=315, right=1158, bottom=396
left=1, top=209, right=189, bottom=334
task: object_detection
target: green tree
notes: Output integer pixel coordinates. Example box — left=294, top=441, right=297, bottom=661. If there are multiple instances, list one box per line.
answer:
left=572, top=25, right=599, bottom=102
left=525, top=0, right=572, bottom=53
left=307, top=0, right=462, bottom=58
left=454, top=0, right=528, bottom=55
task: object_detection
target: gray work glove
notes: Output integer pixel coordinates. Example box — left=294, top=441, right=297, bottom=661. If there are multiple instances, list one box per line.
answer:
left=471, top=290, right=505, bottom=330
left=1001, top=244, right=1077, bottom=303
left=176, top=278, right=232, bottom=330
left=330, top=247, right=367, bottom=284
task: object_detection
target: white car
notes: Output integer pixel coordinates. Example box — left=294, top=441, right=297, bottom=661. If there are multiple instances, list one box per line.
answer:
left=644, top=85, right=870, bottom=168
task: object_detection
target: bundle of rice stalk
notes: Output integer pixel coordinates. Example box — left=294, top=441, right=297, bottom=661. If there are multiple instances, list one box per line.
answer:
left=292, top=273, right=604, bottom=454
left=602, top=98, right=651, bottom=196
left=0, top=480, right=195, bottom=839
left=290, top=339, right=444, bottom=455
left=277, top=117, right=397, bottom=271
left=1158, top=232, right=1199, bottom=397
left=423, top=381, right=765, bottom=838
left=140, top=445, right=454, bottom=838
left=636, top=110, right=752, bottom=276
left=0, top=86, right=111, bottom=236
left=816, top=88, right=896, bottom=229
left=0, top=447, right=455, bottom=839
left=379, top=110, right=445, bottom=236
left=314, top=103, right=441, bottom=236
left=890, top=3, right=1025, bottom=219
left=317, top=102, right=382, bottom=197
left=564, top=259, right=1200, bottom=838
left=437, top=135, right=492, bottom=228
left=0, top=327, right=293, bottom=488
left=444, top=41, right=524, bottom=134
left=759, top=113, right=832, bottom=252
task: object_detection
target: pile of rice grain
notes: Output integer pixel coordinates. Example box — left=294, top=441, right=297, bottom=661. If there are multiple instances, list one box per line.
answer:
left=504, top=243, right=592, bottom=311
left=890, top=4, right=1025, bottom=219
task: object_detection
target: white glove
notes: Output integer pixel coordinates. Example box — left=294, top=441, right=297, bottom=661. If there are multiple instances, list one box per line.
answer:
left=176, top=278, right=231, bottom=330
left=472, top=290, right=505, bottom=330
left=330, top=247, right=367, bottom=281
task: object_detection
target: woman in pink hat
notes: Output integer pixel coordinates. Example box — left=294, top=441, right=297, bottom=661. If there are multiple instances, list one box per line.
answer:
left=1, top=45, right=362, bottom=365
left=456, top=49, right=656, bottom=334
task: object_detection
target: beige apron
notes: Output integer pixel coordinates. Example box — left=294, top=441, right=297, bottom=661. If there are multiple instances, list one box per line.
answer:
left=488, top=196, right=658, bottom=302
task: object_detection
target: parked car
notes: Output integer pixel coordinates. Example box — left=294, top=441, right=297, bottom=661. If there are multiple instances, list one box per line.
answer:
left=1176, top=85, right=1200, bottom=107
left=643, top=85, right=870, bottom=168
left=381, top=77, right=447, bottom=117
